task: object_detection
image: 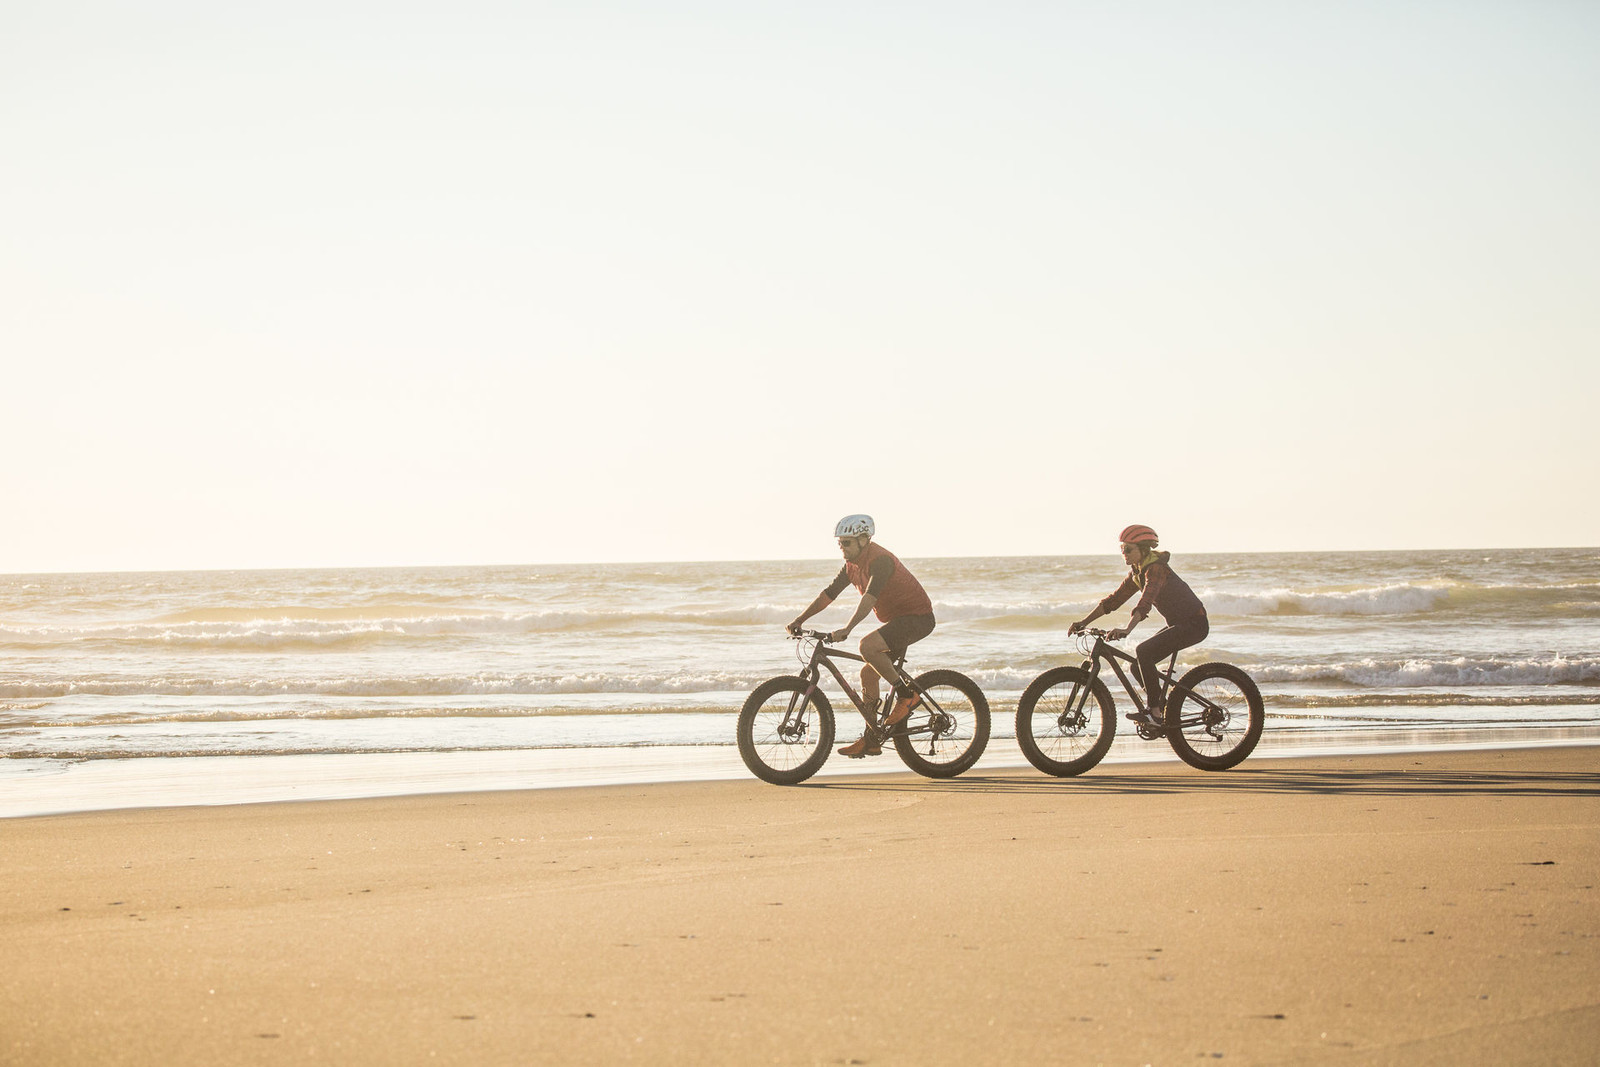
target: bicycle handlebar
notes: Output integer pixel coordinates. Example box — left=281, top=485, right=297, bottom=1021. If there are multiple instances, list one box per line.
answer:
left=789, top=628, right=836, bottom=643
left=1073, top=626, right=1126, bottom=649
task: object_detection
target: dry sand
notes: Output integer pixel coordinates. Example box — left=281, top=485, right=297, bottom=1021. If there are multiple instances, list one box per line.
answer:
left=3, top=746, right=1597, bottom=1065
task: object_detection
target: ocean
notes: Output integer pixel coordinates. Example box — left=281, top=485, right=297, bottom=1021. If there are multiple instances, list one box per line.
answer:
left=3, top=548, right=1597, bottom=815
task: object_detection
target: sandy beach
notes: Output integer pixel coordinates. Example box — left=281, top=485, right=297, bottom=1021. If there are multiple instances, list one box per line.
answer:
left=3, top=746, right=1597, bottom=1065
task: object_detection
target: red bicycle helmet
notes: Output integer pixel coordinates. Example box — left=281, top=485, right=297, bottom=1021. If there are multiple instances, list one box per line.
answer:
left=1119, top=524, right=1159, bottom=546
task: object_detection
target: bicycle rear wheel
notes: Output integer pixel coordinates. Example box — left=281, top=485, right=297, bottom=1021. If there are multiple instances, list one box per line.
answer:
left=1164, top=662, right=1263, bottom=771
left=737, top=676, right=835, bottom=785
left=1015, top=666, right=1116, bottom=776
left=890, top=669, right=990, bottom=779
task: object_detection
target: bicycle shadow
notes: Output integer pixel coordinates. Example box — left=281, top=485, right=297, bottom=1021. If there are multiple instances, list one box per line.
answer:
left=802, top=765, right=1600, bottom=800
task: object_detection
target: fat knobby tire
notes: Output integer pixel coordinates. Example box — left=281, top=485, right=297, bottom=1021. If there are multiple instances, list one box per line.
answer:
left=737, top=676, right=834, bottom=785
left=890, top=669, right=990, bottom=779
left=1164, top=661, right=1264, bottom=771
left=1015, top=666, right=1117, bottom=777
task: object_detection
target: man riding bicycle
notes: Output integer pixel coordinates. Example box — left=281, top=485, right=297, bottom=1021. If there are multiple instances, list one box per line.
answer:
left=786, top=515, right=936, bottom=758
left=1069, top=524, right=1209, bottom=727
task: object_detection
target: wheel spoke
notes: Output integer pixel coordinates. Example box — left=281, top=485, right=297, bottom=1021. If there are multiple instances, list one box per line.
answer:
left=738, top=678, right=834, bottom=785
left=1016, top=667, right=1115, bottom=777
left=890, top=670, right=990, bottom=778
left=1165, top=663, right=1263, bottom=771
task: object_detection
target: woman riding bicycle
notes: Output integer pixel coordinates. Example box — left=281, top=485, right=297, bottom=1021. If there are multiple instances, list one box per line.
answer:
left=786, top=514, right=936, bottom=758
left=1068, top=525, right=1208, bottom=727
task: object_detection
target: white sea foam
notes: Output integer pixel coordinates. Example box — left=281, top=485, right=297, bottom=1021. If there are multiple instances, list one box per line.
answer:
left=1265, top=692, right=1600, bottom=709
left=1204, top=581, right=1600, bottom=618
left=0, top=605, right=803, bottom=649
left=1252, top=654, right=1600, bottom=688
left=11, top=653, right=1595, bottom=703
left=0, top=670, right=769, bottom=700
left=4, top=579, right=1594, bottom=653
left=3, top=703, right=741, bottom=729
left=1202, top=584, right=1454, bottom=616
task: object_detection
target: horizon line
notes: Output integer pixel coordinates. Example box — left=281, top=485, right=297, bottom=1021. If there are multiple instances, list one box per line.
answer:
left=3, top=544, right=1596, bottom=580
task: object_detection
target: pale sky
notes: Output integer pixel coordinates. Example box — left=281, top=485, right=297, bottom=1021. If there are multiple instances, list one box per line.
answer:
left=3, top=1, right=1596, bottom=573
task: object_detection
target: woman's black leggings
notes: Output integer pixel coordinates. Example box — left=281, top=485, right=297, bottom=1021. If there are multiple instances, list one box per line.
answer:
left=1133, top=615, right=1210, bottom=712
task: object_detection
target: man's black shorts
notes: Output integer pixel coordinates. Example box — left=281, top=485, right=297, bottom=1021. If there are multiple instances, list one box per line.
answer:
left=875, top=613, right=936, bottom=655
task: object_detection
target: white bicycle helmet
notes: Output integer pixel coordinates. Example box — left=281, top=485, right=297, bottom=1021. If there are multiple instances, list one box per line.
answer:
left=833, top=514, right=875, bottom=539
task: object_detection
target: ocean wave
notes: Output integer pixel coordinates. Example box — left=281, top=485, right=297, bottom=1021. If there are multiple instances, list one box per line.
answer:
left=0, top=740, right=733, bottom=761
left=8, top=652, right=1595, bottom=702
left=8, top=692, right=1594, bottom=729
left=0, top=667, right=1061, bottom=701
left=1203, top=581, right=1600, bottom=618
left=5, top=580, right=1594, bottom=650
left=0, top=670, right=768, bottom=700
left=1, top=703, right=738, bottom=729
left=0, top=605, right=803, bottom=649
left=946, top=581, right=1600, bottom=622
left=0, top=600, right=1091, bottom=647
left=1252, top=653, right=1600, bottom=688
left=1202, top=584, right=1452, bottom=616
left=1265, top=692, right=1600, bottom=709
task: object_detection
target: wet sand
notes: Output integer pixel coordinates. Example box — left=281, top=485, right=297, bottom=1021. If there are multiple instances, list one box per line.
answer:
left=3, top=747, right=1597, bottom=1065
left=7, top=724, right=1597, bottom=819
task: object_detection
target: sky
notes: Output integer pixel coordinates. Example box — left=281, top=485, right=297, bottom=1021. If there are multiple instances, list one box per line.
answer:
left=3, top=1, right=1597, bottom=572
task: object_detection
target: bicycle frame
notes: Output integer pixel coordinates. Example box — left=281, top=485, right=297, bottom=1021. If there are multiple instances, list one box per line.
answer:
left=786, top=632, right=945, bottom=741
left=798, top=641, right=881, bottom=715
left=1086, top=638, right=1173, bottom=717
left=1072, top=630, right=1226, bottom=730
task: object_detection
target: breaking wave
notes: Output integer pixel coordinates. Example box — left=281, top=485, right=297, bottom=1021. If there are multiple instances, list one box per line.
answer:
left=4, top=581, right=1595, bottom=653
left=0, top=606, right=801, bottom=650
left=1203, top=581, right=1600, bottom=618
left=1252, top=653, right=1600, bottom=688
left=0, top=670, right=767, bottom=700
left=1265, top=692, right=1600, bottom=709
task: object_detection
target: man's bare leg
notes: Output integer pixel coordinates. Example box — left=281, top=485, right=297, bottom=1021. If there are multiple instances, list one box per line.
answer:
left=858, top=664, right=882, bottom=725
left=858, top=631, right=905, bottom=717
left=837, top=633, right=903, bottom=758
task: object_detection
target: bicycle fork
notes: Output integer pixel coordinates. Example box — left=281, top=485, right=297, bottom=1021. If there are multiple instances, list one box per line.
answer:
left=778, top=671, right=829, bottom=742
left=1057, top=662, right=1098, bottom=733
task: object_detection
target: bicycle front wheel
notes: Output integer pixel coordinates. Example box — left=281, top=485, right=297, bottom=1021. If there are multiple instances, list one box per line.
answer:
left=1164, top=662, right=1264, bottom=771
left=890, top=669, right=990, bottom=779
left=1015, top=666, right=1116, bottom=776
left=737, top=676, right=835, bottom=785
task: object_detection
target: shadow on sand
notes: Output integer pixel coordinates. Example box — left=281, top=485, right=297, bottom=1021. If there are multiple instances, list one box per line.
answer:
left=806, top=764, right=1600, bottom=800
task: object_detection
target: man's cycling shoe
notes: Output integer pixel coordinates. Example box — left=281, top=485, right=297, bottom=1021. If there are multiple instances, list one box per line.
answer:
left=884, top=691, right=922, bottom=727
left=1125, top=710, right=1165, bottom=728
left=837, top=731, right=883, bottom=758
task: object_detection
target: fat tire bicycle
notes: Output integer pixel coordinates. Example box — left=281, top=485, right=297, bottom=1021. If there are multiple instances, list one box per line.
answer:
left=1015, top=627, right=1264, bottom=775
left=737, top=630, right=990, bottom=785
